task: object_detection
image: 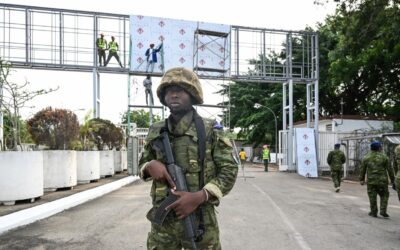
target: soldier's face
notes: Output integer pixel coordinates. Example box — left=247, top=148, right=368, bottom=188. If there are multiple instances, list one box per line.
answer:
left=164, top=85, right=192, bottom=114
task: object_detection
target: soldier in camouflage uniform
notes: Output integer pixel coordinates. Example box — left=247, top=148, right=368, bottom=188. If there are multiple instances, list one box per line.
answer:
left=394, top=144, right=400, bottom=201
left=139, top=67, right=238, bottom=249
left=327, top=143, right=346, bottom=192
left=360, top=141, right=395, bottom=218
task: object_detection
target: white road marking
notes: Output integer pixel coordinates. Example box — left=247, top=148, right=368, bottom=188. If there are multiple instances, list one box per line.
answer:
left=251, top=183, right=312, bottom=250
left=302, top=187, right=331, bottom=193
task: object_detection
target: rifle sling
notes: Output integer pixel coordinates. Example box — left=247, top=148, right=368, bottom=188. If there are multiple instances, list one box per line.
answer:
left=193, top=110, right=206, bottom=238
left=163, top=110, right=207, bottom=238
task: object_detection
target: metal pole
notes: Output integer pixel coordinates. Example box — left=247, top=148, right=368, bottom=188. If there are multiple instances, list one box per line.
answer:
left=93, top=68, right=100, bottom=118
left=0, top=84, right=3, bottom=150
left=314, top=34, right=320, bottom=166
left=264, top=106, right=278, bottom=157
left=127, top=75, right=131, bottom=136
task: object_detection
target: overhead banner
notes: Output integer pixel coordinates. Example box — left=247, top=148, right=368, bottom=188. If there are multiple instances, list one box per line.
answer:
left=129, top=15, right=231, bottom=75
left=295, top=128, right=318, bottom=178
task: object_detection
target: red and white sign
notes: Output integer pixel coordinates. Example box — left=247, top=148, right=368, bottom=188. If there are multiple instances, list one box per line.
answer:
left=129, top=15, right=231, bottom=73
left=295, top=128, right=318, bottom=178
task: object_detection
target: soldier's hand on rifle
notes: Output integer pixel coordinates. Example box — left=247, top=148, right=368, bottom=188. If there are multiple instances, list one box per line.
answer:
left=145, top=160, right=176, bottom=189
left=166, top=190, right=207, bottom=220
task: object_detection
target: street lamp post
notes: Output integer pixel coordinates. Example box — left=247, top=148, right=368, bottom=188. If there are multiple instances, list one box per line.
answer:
left=254, top=103, right=278, bottom=159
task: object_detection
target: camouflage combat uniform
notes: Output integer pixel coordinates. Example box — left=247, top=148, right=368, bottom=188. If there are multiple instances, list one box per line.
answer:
left=327, top=148, right=346, bottom=189
left=139, top=67, right=238, bottom=250
left=360, top=151, right=395, bottom=215
left=395, top=145, right=400, bottom=201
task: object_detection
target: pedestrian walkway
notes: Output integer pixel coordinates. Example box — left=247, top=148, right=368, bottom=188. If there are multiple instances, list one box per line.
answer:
left=0, top=172, right=139, bottom=235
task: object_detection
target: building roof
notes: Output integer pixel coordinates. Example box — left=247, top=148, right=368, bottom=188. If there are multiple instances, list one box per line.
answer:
left=294, top=115, right=393, bottom=125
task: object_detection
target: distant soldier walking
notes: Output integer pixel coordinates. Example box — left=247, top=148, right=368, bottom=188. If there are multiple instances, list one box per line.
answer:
left=327, top=143, right=346, bottom=192
left=360, top=141, right=395, bottom=218
left=394, top=144, right=400, bottom=201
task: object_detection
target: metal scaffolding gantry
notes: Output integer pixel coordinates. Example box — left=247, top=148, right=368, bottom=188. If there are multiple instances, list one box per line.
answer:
left=0, top=3, right=319, bottom=171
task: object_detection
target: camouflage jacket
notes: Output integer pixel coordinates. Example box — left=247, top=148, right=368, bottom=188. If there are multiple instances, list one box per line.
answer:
left=360, top=151, right=394, bottom=185
left=394, top=145, right=400, bottom=199
left=394, top=144, right=400, bottom=175
left=327, top=149, right=346, bottom=171
left=139, top=110, right=238, bottom=211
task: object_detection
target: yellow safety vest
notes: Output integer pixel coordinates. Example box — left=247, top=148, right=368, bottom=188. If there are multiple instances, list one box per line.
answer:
left=262, top=149, right=270, bottom=160
left=109, top=41, right=118, bottom=52
left=97, top=38, right=106, bottom=49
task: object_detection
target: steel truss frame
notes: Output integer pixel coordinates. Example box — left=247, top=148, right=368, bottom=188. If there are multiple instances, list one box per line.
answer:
left=0, top=4, right=319, bottom=171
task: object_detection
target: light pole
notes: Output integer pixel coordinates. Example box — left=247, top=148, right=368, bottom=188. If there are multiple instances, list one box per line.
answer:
left=254, top=103, right=278, bottom=159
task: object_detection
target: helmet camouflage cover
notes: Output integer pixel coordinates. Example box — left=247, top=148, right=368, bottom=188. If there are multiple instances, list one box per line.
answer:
left=156, top=67, right=203, bottom=106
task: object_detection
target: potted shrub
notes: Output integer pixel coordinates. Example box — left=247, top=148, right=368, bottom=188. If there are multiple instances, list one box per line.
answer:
left=88, top=118, right=119, bottom=177
left=27, top=107, right=79, bottom=191
left=0, top=59, right=56, bottom=204
left=74, top=113, right=100, bottom=184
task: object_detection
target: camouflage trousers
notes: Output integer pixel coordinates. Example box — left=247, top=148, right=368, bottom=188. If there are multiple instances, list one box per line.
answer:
left=367, top=184, right=389, bottom=213
left=147, top=207, right=221, bottom=250
left=331, top=170, right=342, bottom=188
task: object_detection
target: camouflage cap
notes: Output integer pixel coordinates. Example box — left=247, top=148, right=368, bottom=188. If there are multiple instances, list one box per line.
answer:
left=157, top=67, right=203, bottom=105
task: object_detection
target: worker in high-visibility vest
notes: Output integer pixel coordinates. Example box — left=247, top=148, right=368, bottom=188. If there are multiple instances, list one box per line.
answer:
left=262, top=145, right=270, bottom=172
left=96, top=33, right=107, bottom=66
left=104, top=36, right=123, bottom=68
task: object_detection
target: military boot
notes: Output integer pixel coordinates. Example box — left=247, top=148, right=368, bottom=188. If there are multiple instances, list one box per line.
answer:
left=368, top=211, right=377, bottom=217
left=380, top=211, right=389, bottom=218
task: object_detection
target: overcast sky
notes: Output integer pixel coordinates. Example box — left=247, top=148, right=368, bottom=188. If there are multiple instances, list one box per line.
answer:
left=1, top=0, right=337, bottom=124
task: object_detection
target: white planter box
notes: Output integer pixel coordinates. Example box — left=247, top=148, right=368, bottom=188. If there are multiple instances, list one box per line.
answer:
left=76, top=151, right=100, bottom=184
left=113, top=150, right=123, bottom=173
left=0, top=151, right=44, bottom=205
left=121, top=151, right=127, bottom=171
left=100, top=151, right=114, bottom=177
left=43, top=150, right=77, bottom=191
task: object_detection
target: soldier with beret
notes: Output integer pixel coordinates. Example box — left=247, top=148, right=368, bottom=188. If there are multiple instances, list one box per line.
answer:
left=139, top=67, right=238, bottom=249
left=360, top=141, right=395, bottom=218
left=327, top=143, right=346, bottom=192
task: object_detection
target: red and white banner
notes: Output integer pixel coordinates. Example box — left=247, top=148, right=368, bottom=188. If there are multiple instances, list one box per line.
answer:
left=295, top=128, right=318, bottom=178
left=129, top=15, right=231, bottom=74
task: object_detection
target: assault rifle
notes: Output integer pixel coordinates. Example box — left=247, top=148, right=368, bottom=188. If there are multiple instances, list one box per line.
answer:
left=153, top=127, right=202, bottom=250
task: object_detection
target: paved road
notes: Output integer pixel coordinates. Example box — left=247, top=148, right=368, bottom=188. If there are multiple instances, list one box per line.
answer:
left=1, top=166, right=400, bottom=250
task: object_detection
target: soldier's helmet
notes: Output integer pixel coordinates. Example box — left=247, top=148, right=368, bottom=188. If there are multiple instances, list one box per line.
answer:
left=334, top=143, right=341, bottom=148
left=157, top=67, right=203, bottom=106
left=370, top=141, right=382, bottom=151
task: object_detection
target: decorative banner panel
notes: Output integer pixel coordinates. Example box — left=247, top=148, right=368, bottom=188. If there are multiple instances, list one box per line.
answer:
left=295, top=128, right=318, bottom=178
left=130, top=15, right=231, bottom=74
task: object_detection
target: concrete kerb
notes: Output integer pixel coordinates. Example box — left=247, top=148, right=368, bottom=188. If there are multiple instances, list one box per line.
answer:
left=0, top=175, right=140, bottom=235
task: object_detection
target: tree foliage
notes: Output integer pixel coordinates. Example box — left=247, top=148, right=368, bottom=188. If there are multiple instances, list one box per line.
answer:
left=2, top=111, right=33, bottom=149
left=27, top=107, right=80, bottom=150
left=87, top=118, right=123, bottom=150
left=121, top=109, right=161, bottom=128
left=0, top=58, right=58, bottom=150
left=222, top=0, right=400, bottom=146
left=317, top=0, right=400, bottom=119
